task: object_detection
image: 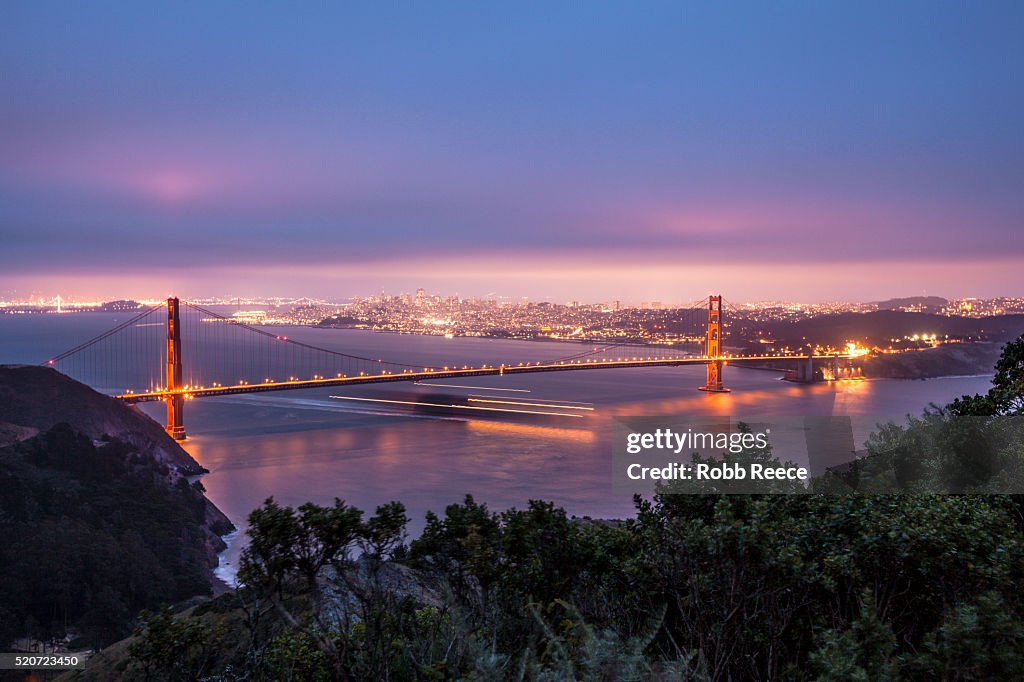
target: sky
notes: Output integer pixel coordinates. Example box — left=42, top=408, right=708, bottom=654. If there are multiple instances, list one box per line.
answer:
left=1, top=1, right=1022, bottom=303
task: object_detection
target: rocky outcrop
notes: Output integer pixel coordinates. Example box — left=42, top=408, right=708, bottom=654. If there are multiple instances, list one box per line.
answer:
left=319, top=559, right=447, bottom=629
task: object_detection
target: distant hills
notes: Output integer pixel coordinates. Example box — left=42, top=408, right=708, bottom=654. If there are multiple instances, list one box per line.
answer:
left=871, top=296, right=949, bottom=311
left=745, top=311, right=1024, bottom=347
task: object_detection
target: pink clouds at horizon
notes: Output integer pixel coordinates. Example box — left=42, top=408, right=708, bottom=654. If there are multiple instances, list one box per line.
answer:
left=4, top=252, right=1021, bottom=305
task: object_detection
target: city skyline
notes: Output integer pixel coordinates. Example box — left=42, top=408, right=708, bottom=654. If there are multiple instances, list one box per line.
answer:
left=4, top=286, right=1024, bottom=312
left=3, top=3, right=1023, bottom=301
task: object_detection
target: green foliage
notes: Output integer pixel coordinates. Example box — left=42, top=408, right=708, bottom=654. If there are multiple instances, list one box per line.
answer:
left=947, top=391, right=1001, bottom=417
left=523, top=599, right=672, bottom=681
left=238, top=497, right=425, bottom=679
left=239, top=497, right=408, bottom=593
left=498, top=501, right=580, bottom=607
left=410, top=496, right=656, bottom=659
left=810, top=592, right=898, bottom=681
left=912, top=592, right=1024, bottom=680
left=336, top=597, right=482, bottom=681
left=127, top=606, right=223, bottom=681
left=239, top=496, right=364, bottom=593
left=949, top=334, right=1024, bottom=416
left=259, top=630, right=332, bottom=682
left=0, top=424, right=216, bottom=648
left=828, top=405, right=1024, bottom=494
left=112, top=484, right=1024, bottom=681
left=992, top=335, right=1024, bottom=414
left=362, top=500, right=409, bottom=559
left=409, top=494, right=502, bottom=594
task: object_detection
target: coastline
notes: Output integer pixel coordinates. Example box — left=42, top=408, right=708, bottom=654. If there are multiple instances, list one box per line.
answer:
left=212, top=528, right=241, bottom=594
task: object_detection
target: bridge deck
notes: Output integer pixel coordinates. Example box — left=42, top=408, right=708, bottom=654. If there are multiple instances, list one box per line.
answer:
left=116, top=354, right=841, bottom=403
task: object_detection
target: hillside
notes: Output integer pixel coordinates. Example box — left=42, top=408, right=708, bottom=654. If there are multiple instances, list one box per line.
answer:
left=861, top=343, right=1004, bottom=379
left=0, top=365, right=206, bottom=477
left=872, top=296, right=949, bottom=311
left=0, top=366, right=234, bottom=651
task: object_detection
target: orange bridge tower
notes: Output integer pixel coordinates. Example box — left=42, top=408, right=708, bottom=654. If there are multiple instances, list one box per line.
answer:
left=699, top=294, right=730, bottom=393
left=165, top=297, right=186, bottom=440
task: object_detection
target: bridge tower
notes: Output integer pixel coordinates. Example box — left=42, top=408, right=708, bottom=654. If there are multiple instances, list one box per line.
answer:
left=165, top=297, right=186, bottom=440
left=699, top=294, right=730, bottom=393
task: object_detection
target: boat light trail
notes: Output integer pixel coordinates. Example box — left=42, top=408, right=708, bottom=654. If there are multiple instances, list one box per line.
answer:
left=415, top=382, right=531, bottom=392
left=329, top=395, right=583, bottom=418
left=467, top=398, right=594, bottom=411
left=469, top=394, right=593, bottom=405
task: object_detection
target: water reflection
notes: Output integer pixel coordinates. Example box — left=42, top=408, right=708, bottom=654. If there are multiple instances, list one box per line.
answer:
left=466, top=419, right=596, bottom=444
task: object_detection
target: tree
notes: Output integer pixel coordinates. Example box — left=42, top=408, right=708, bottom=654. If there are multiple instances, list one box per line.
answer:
left=127, top=606, right=219, bottom=681
left=810, top=591, right=898, bottom=681
left=992, top=335, right=1024, bottom=414
left=238, top=497, right=410, bottom=680
left=240, top=497, right=364, bottom=594
left=912, top=592, right=1024, bottom=679
left=949, top=335, right=1024, bottom=416
left=238, top=497, right=367, bottom=676
left=409, top=495, right=503, bottom=618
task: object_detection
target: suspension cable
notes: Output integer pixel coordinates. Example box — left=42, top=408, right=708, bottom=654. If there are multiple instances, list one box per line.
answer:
left=181, top=301, right=440, bottom=371
left=43, top=303, right=163, bottom=364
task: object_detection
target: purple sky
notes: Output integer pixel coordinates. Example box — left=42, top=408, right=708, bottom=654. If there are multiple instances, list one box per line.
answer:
left=2, top=2, right=1022, bottom=303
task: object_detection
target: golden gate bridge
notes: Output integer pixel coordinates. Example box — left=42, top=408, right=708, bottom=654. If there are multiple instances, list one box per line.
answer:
left=44, top=295, right=850, bottom=440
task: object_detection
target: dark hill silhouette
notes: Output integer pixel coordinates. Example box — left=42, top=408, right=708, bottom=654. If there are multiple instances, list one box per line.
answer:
left=0, top=365, right=235, bottom=649
left=872, top=296, right=949, bottom=311
left=0, top=365, right=205, bottom=476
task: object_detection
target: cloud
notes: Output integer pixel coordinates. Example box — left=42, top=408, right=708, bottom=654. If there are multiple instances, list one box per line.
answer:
left=2, top=3, right=1022, bottom=301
